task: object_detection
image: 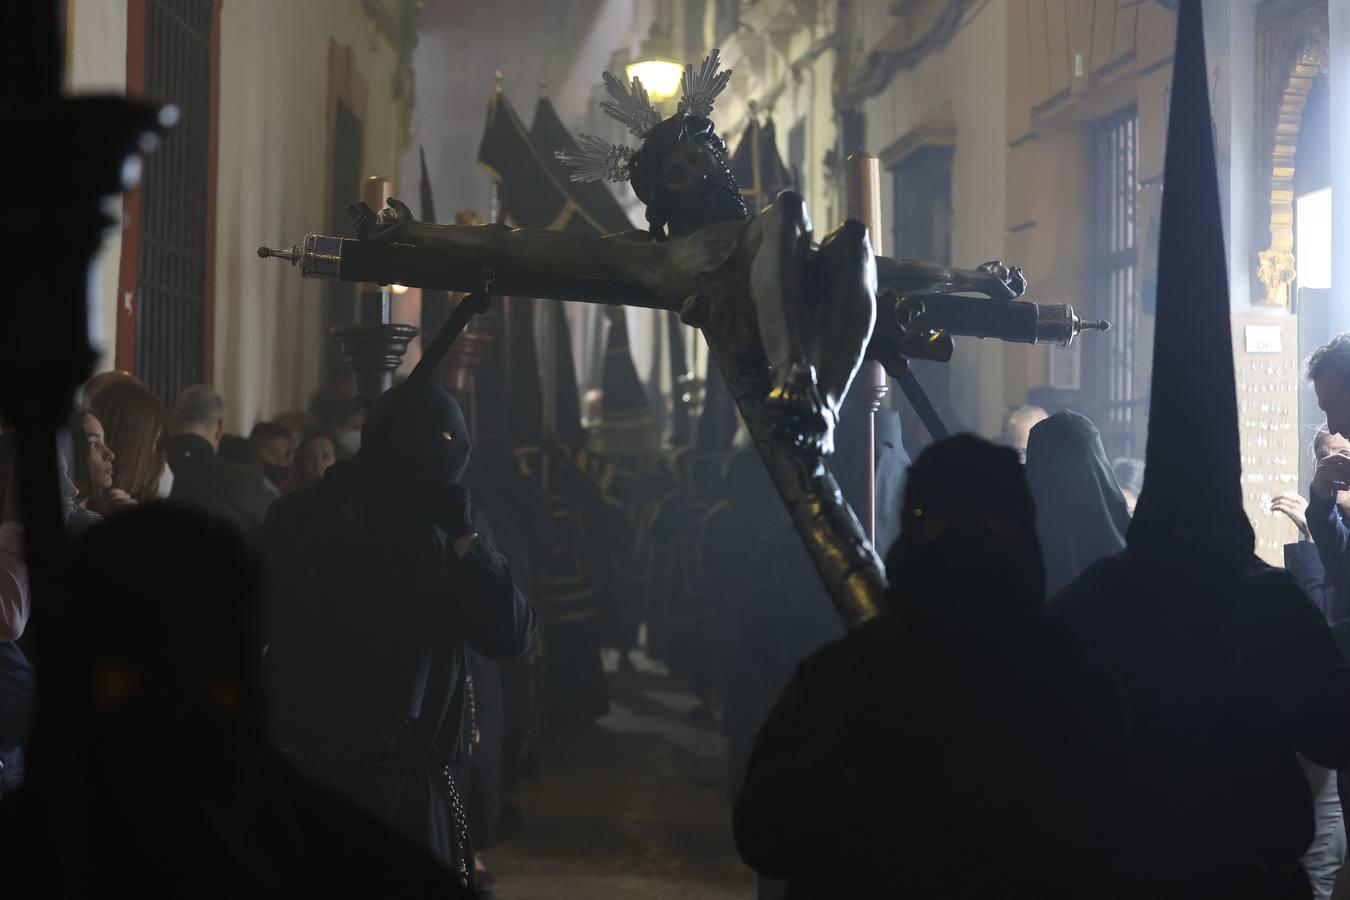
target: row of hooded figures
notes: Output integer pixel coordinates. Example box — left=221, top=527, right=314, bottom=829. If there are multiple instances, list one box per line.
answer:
left=362, top=2, right=1350, bottom=894
left=458, top=291, right=844, bottom=736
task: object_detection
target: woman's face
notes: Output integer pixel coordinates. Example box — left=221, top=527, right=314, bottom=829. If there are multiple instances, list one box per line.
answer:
left=302, top=437, right=336, bottom=482
left=84, top=414, right=115, bottom=491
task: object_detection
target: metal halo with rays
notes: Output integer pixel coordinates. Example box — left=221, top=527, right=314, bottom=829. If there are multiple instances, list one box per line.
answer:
left=678, top=48, right=732, bottom=118
left=554, top=134, right=635, bottom=184
left=599, top=71, right=663, bottom=140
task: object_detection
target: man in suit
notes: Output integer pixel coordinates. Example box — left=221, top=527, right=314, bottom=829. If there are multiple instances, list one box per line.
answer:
left=166, top=385, right=274, bottom=537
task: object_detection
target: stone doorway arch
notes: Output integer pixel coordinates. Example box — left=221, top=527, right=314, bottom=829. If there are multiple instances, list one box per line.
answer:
left=1254, top=0, right=1329, bottom=308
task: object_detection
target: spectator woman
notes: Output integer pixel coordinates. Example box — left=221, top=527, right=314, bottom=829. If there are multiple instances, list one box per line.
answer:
left=71, top=409, right=135, bottom=514
left=89, top=379, right=170, bottom=505
left=285, top=430, right=338, bottom=493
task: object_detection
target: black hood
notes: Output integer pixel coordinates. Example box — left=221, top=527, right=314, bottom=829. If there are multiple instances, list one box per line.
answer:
left=357, top=381, right=472, bottom=492
left=1025, top=411, right=1130, bottom=597
left=886, top=435, right=1045, bottom=623
left=1128, top=0, right=1254, bottom=567
left=594, top=308, right=658, bottom=457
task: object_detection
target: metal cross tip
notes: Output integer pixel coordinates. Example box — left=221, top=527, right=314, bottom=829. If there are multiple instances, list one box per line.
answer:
left=257, top=244, right=300, bottom=264
left=1080, top=318, right=1111, bottom=333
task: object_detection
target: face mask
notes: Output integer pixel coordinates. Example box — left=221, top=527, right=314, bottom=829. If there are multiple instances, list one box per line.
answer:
left=358, top=383, right=472, bottom=492
left=263, top=464, right=290, bottom=485
left=889, top=527, right=1045, bottom=620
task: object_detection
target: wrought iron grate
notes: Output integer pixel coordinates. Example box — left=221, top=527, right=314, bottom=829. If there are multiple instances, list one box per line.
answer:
left=136, top=0, right=213, bottom=405
left=1092, top=107, right=1141, bottom=459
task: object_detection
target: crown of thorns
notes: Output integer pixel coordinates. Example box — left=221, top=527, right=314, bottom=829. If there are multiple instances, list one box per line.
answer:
left=555, top=49, right=732, bottom=185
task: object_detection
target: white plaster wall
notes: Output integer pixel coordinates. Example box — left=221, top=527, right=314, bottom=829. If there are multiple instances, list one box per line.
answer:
left=401, top=0, right=645, bottom=401
left=1331, top=0, right=1350, bottom=334
left=214, top=0, right=409, bottom=431
left=863, top=0, right=1009, bottom=436
left=67, top=0, right=129, bottom=374
left=66, top=0, right=408, bottom=429
left=1203, top=0, right=1260, bottom=313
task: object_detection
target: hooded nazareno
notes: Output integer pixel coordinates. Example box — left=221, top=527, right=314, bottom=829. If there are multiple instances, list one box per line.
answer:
left=1047, top=3, right=1350, bottom=891
left=259, top=382, right=535, bottom=887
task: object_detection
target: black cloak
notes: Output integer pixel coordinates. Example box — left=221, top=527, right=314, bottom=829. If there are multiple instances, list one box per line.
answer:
left=734, top=436, right=1128, bottom=898
left=261, top=383, right=536, bottom=886
left=1024, top=410, right=1130, bottom=597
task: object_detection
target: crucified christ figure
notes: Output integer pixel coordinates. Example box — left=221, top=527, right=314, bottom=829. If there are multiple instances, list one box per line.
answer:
left=352, top=54, right=1024, bottom=456
left=270, top=52, right=1044, bottom=626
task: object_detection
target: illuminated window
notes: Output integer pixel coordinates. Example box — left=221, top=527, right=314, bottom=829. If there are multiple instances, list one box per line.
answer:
left=1296, top=187, right=1331, bottom=291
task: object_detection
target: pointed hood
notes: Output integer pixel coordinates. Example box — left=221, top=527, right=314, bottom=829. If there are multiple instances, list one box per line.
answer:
left=697, top=354, right=739, bottom=453
left=417, top=146, right=454, bottom=385
left=553, top=307, right=585, bottom=444
left=731, top=114, right=795, bottom=215
left=530, top=93, right=633, bottom=235
left=666, top=310, right=693, bottom=447
left=469, top=298, right=510, bottom=446
left=1128, top=0, right=1253, bottom=565
left=505, top=297, right=544, bottom=446
left=594, top=308, right=659, bottom=458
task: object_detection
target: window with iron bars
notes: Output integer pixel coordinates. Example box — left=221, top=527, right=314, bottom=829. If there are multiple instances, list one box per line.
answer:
left=1091, top=107, right=1140, bottom=460
left=890, top=143, right=959, bottom=450
left=135, top=0, right=214, bottom=404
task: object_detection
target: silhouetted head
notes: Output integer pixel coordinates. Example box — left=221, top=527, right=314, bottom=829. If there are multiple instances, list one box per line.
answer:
left=629, top=113, right=748, bottom=240
left=170, top=383, right=227, bottom=451
left=1001, top=405, right=1048, bottom=464
left=73, top=505, right=265, bottom=778
left=1310, top=334, right=1350, bottom=440
left=357, top=381, right=471, bottom=494
left=887, top=435, right=1044, bottom=618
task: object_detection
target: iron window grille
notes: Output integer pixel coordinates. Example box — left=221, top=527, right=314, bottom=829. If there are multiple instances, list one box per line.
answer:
left=136, top=0, right=214, bottom=403
left=1091, top=107, right=1141, bottom=459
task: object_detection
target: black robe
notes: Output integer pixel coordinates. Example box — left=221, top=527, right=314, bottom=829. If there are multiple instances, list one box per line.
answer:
left=260, top=461, right=536, bottom=880
left=167, top=433, right=275, bottom=537
left=1050, top=554, right=1350, bottom=895
left=733, top=599, right=1127, bottom=899
left=0, top=751, right=474, bottom=898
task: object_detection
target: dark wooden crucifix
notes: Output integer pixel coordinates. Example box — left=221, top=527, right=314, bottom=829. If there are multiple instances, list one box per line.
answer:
left=261, top=53, right=1105, bottom=629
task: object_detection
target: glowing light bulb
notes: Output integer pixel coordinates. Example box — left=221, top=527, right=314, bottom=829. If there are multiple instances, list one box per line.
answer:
left=390, top=283, right=409, bottom=295
left=625, top=59, right=683, bottom=102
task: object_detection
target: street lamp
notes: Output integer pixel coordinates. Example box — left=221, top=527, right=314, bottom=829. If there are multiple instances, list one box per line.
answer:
left=626, top=34, right=683, bottom=104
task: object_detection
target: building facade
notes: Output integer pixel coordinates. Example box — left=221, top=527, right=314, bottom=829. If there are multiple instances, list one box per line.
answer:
left=68, top=0, right=417, bottom=431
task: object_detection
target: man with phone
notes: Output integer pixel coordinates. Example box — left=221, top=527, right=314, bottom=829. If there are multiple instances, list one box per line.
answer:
left=1307, top=335, right=1350, bottom=623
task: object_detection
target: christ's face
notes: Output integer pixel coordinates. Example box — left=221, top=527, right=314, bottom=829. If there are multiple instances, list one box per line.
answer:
left=658, top=132, right=746, bottom=232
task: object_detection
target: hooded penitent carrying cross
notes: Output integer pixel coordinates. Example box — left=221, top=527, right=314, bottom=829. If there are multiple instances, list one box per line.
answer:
left=260, top=51, right=1104, bottom=628
left=1048, top=2, right=1350, bottom=895
left=260, top=381, right=537, bottom=892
